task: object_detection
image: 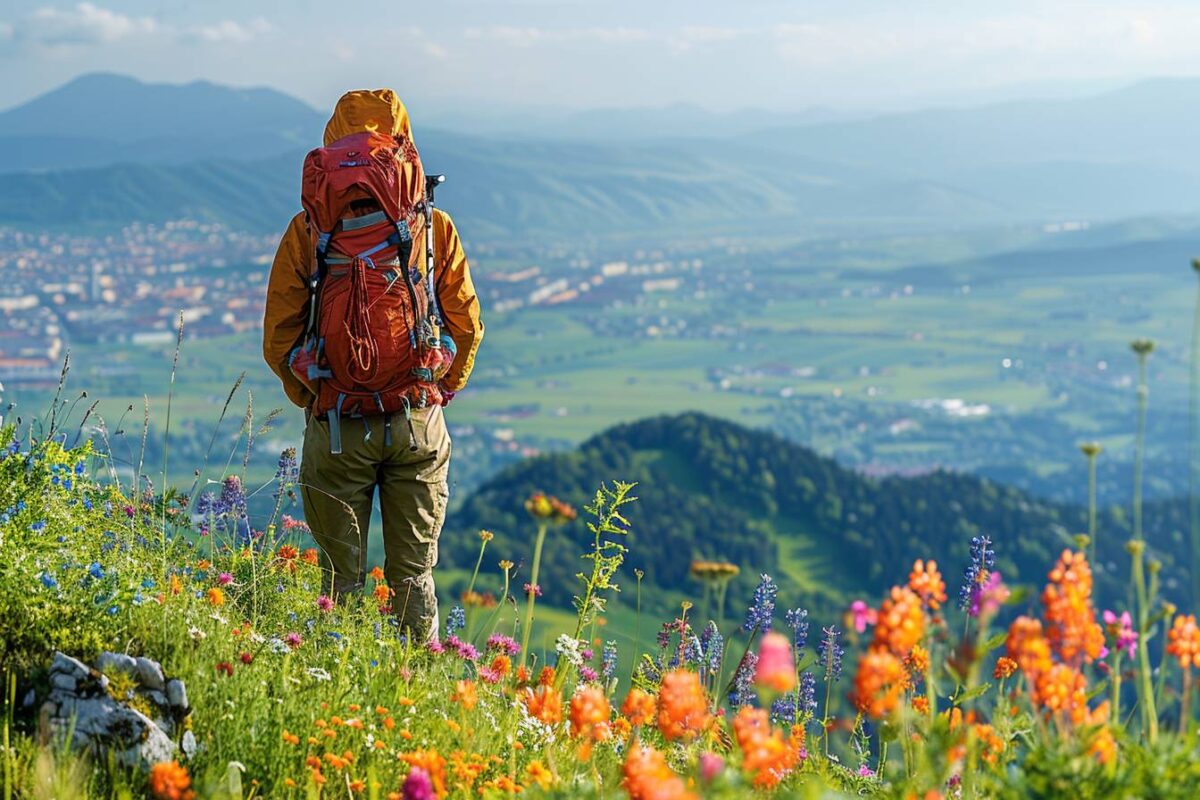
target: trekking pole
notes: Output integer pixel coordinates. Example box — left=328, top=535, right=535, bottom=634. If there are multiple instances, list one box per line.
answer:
left=424, top=174, right=446, bottom=331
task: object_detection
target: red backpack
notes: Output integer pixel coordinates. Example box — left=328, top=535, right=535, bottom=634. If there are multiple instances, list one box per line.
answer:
left=289, top=131, right=454, bottom=454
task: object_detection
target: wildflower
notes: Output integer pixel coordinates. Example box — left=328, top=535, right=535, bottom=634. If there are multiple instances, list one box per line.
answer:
left=972, top=723, right=1006, bottom=766
left=479, top=655, right=511, bottom=684
left=743, top=574, right=778, bottom=633
left=284, top=632, right=303, bottom=649
left=1035, top=663, right=1088, bottom=725
left=1103, top=610, right=1138, bottom=658
left=216, top=571, right=233, bottom=586
left=1006, top=616, right=1052, bottom=679
left=729, top=652, right=758, bottom=708
left=621, top=688, right=657, bottom=726
left=852, top=649, right=906, bottom=719
left=479, top=529, right=494, bottom=542
left=969, top=571, right=1010, bottom=618
left=732, top=706, right=800, bottom=788
left=373, top=583, right=393, bottom=604
left=755, top=632, right=798, bottom=693
left=148, top=760, right=195, bottom=800
left=905, top=644, right=930, bottom=676
left=690, top=560, right=741, bottom=582
left=486, top=633, right=521, bottom=656
left=521, top=684, right=564, bottom=725
left=523, top=582, right=542, bottom=598
left=913, top=694, right=930, bottom=714
left=569, top=685, right=612, bottom=741
left=1167, top=614, right=1200, bottom=668
left=602, top=640, right=618, bottom=679
left=315, top=594, right=334, bottom=613
left=873, top=586, right=924, bottom=656
left=958, top=535, right=995, bottom=610
left=301, top=548, right=320, bottom=565
left=214, top=662, right=234, bottom=677
left=206, top=587, right=225, bottom=607
left=908, top=560, right=948, bottom=610
left=39, top=572, right=58, bottom=590
left=451, top=679, right=478, bottom=710
left=274, top=447, right=299, bottom=498
left=579, top=665, right=599, bottom=682
left=994, top=657, right=1018, bottom=680
left=555, top=634, right=584, bottom=667
left=525, top=760, right=553, bottom=789
left=622, top=744, right=697, bottom=800
left=446, top=606, right=466, bottom=637
left=401, top=766, right=436, bottom=800
left=1042, top=550, right=1104, bottom=665
left=785, top=608, right=809, bottom=652
left=88, top=562, right=105, bottom=580
left=657, top=670, right=712, bottom=741
left=699, top=752, right=725, bottom=783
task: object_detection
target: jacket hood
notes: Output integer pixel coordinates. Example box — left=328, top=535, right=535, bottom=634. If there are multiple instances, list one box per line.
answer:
left=323, top=89, right=413, bottom=145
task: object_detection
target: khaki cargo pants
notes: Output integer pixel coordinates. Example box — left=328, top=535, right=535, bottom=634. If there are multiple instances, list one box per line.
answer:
left=300, top=405, right=450, bottom=641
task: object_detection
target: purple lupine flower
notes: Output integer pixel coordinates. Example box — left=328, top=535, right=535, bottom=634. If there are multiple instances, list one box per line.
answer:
left=682, top=634, right=704, bottom=667
left=273, top=447, right=299, bottom=500
left=770, top=693, right=798, bottom=725
left=701, top=621, right=724, bottom=675
left=785, top=607, right=809, bottom=652
left=602, top=640, right=618, bottom=679
left=729, top=651, right=758, bottom=708
left=818, top=626, right=844, bottom=682
left=958, top=535, right=995, bottom=610
left=446, top=605, right=466, bottom=637
left=742, top=574, right=778, bottom=633
left=798, top=670, right=817, bottom=715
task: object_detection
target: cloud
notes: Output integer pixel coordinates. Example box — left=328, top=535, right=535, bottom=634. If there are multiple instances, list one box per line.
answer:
left=18, top=2, right=157, bottom=46
left=187, top=18, right=272, bottom=45
left=666, top=25, right=748, bottom=53
left=464, top=26, right=651, bottom=47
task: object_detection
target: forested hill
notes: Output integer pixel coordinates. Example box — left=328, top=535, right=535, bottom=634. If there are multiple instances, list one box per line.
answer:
left=442, top=412, right=1190, bottom=618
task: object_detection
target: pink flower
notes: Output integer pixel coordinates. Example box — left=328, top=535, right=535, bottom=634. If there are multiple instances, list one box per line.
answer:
left=284, top=632, right=302, bottom=649
left=753, top=631, right=797, bottom=692
left=216, top=572, right=233, bottom=586
left=969, top=571, right=1010, bottom=618
left=281, top=514, right=311, bottom=533
left=486, top=634, right=521, bottom=656
left=524, top=582, right=542, bottom=598
left=579, top=666, right=599, bottom=682
left=848, top=600, right=877, bottom=634
left=1103, top=609, right=1138, bottom=658
left=427, top=639, right=446, bottom=655
left=699, top=752, right=725, bottom=783
left=316, top=594, right=334, bottom=613
left=858, top=764, right=875, bottom=777
left=402, top=767, right=435, bottom=800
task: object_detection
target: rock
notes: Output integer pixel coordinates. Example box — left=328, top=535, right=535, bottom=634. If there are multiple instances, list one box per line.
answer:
left=23, top=688, right=37, bottom=708
left=96, top=652, right=137, bottom=677
left=181, top=730, right=198, bottom=759
left=49, top=673, right=76, bottom=693
left=166, top=679, right=188, bottom=710
left=135, top=657, right=165, bottom=691
left=50, top=652, right=90, bottom=680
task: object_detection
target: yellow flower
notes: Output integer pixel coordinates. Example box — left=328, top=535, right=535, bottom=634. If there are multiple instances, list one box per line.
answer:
left=206, top=587, right=225, bottom=607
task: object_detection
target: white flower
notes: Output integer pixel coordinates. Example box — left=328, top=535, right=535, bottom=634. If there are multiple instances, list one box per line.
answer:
left=188, top=626, right=207, bottom=641
left=555, top=634, right=584, bottom=667
left=305, top=667, right=332, bottom=682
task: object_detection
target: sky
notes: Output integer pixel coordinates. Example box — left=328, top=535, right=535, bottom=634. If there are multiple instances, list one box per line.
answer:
left=3, top=0, right=1200, bottom=116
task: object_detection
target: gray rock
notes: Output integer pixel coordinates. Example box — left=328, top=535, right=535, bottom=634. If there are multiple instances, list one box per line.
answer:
left=181, top=730, right=198, bottom=759
left=23, top=688, right=37, bottom=708
left=51, top=652, right=90, bottom=680
left=49, top=673, right=76, bottom=693
left=166, top=679, right=188, bottom=710
left=144, top=689, right=168, bottom=708
left=135, top=657, right=165, bottom=691
left=96, top=652, right=137, bottom=677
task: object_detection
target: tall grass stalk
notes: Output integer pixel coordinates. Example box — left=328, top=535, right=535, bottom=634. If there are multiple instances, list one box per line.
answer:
left=1190, top=259, right=1200, bottom=609
left=1130, top=338, right=1158, bottom=742
left=161, top=313, right=184, bottom=561
left=519, top=522, right=549, bottom=670
left=1081, top=442, right=1102, bottom=564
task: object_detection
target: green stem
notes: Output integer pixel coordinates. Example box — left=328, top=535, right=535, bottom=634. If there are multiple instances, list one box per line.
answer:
left=1191, top=269, right=1200, bottom=611
left=1111, top=652, right=1123, bottom=722
left=519, top=523, right=548, bottom=670
left=1132, top=551, right=1158, bottom=742
left=1087, top=452, right=1098, bottom=565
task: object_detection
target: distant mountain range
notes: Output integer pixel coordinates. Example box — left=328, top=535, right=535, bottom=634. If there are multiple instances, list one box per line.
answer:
left=441, top=412, right=1191, bottom=619
left=3, top=73, right=1200, bottom=238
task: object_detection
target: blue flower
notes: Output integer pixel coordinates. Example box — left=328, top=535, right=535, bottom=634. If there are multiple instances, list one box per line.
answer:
left=75, top=462, right=85, bottom=476
left=30, top=520, right=46, bottom=533
left=40, top=572, right=58, bottom=590
left=446, top=605, right=466, bottom=637
left=700, top=621, right=724, bottom=676
left=602, top=640, right=618, bottom=679
left=729, top=652, right=758, bottom=708
left=785, top=608, right=809, bottom=653
left=141, top=578, right=156, bottom=589
left=958, top=536, right=996, bottom=610
left=799, top=670, right=817, bottom=716
left=742, top=574, right=778, bottom=633
left=87, top=562, right=105, bottom=580
left=818, top=626, right=844, bottom=682
left=107, top=605, right=120, bottom=616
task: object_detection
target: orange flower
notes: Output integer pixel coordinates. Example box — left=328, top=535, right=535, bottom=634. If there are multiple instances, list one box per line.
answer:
left=1087, top=725, right=1117, bottom=764
left=1167, top=614, right=1200, bottom=668
left=1006, top=616, right=1053, bottom=680
left=368, top=566, right=385, bottom=581
left=569, top=685, right=612, bottom=741
left=873, top=586, right=925, bottom=656
left=373, top=583, right=393, bottom=603
left=912, top=695, right=930, bottom=714
left=622, top=744, right=696, bottom=800
left=905, top=644, right=930, bottom=675
left=148, top=761, right=196, bottom=800
left=301, top=548, right=320, bottom=565
left=525, top=760, right=554, bottom=790
left=521, top=684, right=564, bottom=726
left=451, top=679, right=478, bottom=710
left=281, top=730, right=300, bottom=746
left=1034, top=663, right=1089, bottom=725
left=908, top=560, right=948, bottom=610
left=656, top=670, right=712, bottom=742
left=538, top=666, right=556, bottom=686
left=972, top=723, right=1006, bottom=766
left=732, top=707, right=800, bottom=788
left=993, top=656, right=1018, bottom=680
left=852, top=649, right=906, bottom=719
left=1041, top=550, right=1104, bottom=665
left=620, top=688, right=657, bottom=727
left=206, top=587, right=225, bottom=607
left=399, top=750, right=448, bottom=797
left=168, top=574, right=183, bottom=596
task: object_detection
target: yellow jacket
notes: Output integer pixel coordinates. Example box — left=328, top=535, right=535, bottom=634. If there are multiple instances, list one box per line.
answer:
left=262, top=89, right=484, bottom=409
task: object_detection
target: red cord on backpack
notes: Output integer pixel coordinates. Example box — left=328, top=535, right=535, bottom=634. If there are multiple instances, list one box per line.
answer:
left=344, top=257, right=379, bottom=381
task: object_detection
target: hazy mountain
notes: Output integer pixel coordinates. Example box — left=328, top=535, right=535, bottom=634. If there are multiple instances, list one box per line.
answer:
left=0, top=72, right=323, bottom=171
left=441, top=412, right=1190, bottom=618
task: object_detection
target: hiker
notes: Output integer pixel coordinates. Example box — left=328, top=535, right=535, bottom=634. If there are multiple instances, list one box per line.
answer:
left=262, top=89, right=483, bottom=641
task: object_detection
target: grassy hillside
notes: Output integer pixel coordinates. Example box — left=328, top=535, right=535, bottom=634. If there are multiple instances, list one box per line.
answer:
left=441, top=412, right=1191, bottom=620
